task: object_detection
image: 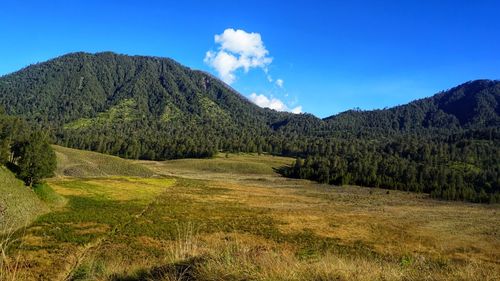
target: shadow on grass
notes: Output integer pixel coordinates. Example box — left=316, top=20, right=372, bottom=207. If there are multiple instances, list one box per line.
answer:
left=109, top=256, right=206, bottom=281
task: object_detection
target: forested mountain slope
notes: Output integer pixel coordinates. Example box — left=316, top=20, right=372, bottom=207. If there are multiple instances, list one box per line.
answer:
left=325, top=80, right=500, bottom=136
left=0, top=52, right=297, bottom=159
left=1, top=52, right=497, bottom=152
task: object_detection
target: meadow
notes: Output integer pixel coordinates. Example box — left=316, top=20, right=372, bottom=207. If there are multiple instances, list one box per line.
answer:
left=1, top=147, right=499, bottom=280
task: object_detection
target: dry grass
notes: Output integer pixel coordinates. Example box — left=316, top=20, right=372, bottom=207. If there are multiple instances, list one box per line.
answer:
left=0, top=226, right=33, bottom=281
left=2, top=152, right=499, bottom=280
left=74, top=227, right=499, bottom=281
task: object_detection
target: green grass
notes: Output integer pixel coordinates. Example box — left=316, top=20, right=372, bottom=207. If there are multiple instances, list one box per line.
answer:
left=0, top=166, right=47, bottom=233
left=10, top=177, right=173, bottom=279
left=169, top=159, right=272, bottom=174
left=53, top=145, right=154, bottom=178
left=32, top=183, right=67, bottom=207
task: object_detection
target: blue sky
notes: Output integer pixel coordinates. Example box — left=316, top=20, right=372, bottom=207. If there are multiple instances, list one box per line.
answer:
left=1, top=0, right=499, bottom=117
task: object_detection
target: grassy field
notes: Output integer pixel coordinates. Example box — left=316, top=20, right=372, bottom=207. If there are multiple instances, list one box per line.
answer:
left=1, top=150, right=499, bottom=280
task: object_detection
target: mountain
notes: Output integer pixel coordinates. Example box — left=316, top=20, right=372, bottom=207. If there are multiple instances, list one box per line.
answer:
left=0, top=52, right=265, bottom=124
left=324, top=80, right=500, bottom=136
left=0, top=52, right=498, bottom=154
left=0, top=52, right=300, bottom=159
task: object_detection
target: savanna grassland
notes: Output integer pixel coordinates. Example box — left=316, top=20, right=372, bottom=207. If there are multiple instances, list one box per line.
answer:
left=1, top=146, right=499, bottom=281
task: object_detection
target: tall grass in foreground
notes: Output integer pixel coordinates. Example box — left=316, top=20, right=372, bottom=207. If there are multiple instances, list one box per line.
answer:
left=69, top=222, right=497, bottom=281
left=0, top=184, right=64, bottom=281
left=0, top=224, right=30, bottom=281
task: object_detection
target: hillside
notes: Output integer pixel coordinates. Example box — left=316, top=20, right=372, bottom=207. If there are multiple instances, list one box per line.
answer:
left=53, top=145, right=154, bottom=178
left=0, top=52, right=269, bottom=124
left=325, top=80, right=500, bottom=136
left=0, top=144, right=153, bottom=232
left=0, top=166, right=47, bottom=233
left=0, top=52, right=295, bottom=159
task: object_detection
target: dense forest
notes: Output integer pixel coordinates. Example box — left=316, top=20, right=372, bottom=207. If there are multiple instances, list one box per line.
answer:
left=279, top=132, right=500, bottom=203
left=0, top=109, right=56, bottom=186
left=0, top=52, right=498, bottom=202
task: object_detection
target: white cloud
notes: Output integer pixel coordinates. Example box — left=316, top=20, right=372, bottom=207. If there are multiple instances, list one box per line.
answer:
left=249, top=93, right=286, bottom=111
left=290, top=106, right=302, bottom=114
left=276, top=79, right=284, bottom=88
left=249, top=93, right=302, bottom=114
left=204, top=28, right=272, bottom=84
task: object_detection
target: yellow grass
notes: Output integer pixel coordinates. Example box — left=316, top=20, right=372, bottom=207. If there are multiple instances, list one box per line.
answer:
left=48, top=177, right=175, bottom=202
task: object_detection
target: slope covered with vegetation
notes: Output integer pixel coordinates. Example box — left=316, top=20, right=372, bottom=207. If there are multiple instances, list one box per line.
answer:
left=53, top=145, right=154, bottom=178
left=0, top=110, right=57, bottom=186
left=0, top=110, right=57, bottom=234
left=0, top=166, right=47, bottom=233
left=0, top=52, right=295, bottom=159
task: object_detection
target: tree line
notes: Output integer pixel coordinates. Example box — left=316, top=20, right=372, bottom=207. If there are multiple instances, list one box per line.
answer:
left=279, top=132, right=500, bottom=203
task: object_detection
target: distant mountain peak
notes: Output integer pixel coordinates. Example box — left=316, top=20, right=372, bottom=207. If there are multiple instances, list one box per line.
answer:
left=325, top=79, right=499, bottom=132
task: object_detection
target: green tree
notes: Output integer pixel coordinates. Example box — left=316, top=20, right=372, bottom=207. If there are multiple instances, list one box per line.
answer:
left=15, top=132, right=56, bottom=186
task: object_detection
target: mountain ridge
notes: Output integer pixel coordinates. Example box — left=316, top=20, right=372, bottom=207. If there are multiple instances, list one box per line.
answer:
left=1, top=52, right=498, bottom=130
left=0, top=52, right=498, bottom=153
left=324, top=79, right=499, bottom=136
